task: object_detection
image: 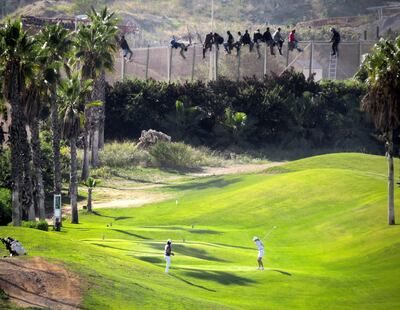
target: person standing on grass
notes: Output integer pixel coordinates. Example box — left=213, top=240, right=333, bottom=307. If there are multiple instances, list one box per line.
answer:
left=253, top=236, right=264, bottom=270
left=165, top=239, right=174, bottom=273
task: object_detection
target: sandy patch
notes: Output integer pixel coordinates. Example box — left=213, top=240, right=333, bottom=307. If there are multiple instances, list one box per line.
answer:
left=0, top=257, right=83, bottom=309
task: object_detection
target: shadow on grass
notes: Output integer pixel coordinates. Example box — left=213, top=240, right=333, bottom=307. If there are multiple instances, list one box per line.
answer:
left=92, top=243, right=131, bottom=252
left=91, top=211, right=133, bottom=221
left=112, top=229, right=150, bottom=240
left=148, top=243, right=226, bottom=262
left=269, top=269, right=292, bottom=276
left=137, top=256, right=163, bottom=264
left=171, top=274, right=216, bottom=292
left=141, top=226, right=222, bottom=235
left=184, top=270, right=255, bottom=286
left=213, top=243, right=254, bottom=250
left=168, top=177, right=242, bottom=191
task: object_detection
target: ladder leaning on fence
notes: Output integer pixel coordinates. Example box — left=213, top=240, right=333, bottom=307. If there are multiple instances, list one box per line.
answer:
left=328, top=53, right=338, bottom=80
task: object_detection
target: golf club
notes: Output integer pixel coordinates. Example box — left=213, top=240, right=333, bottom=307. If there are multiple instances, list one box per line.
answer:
left=263, top=226, right=277, bottom=240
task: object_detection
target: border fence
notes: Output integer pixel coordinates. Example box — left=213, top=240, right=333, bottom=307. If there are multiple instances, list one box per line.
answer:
left=112, top=40, right=376, bottom=84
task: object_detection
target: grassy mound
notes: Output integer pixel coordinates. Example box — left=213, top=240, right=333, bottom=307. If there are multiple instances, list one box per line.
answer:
left=1, top=153, right=399, bottom=309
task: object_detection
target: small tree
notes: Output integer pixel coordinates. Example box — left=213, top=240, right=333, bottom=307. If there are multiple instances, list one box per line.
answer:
left=360, top=36, right=400, bottom=225
left=83, top=177, right=99, bottom=213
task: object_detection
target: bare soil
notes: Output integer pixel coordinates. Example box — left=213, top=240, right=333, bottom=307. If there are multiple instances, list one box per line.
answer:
left=0, top=257, right=83, bottom=309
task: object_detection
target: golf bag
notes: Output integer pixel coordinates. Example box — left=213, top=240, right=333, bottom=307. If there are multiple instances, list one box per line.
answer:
left=1, top=237, right=27, bottom=256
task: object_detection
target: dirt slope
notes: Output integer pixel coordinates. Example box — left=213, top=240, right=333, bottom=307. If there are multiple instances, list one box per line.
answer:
left=0, top=257, right=83, bottom=309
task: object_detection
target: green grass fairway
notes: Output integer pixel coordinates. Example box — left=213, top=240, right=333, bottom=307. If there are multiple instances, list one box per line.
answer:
left=1, top=153, right=400, bottom=309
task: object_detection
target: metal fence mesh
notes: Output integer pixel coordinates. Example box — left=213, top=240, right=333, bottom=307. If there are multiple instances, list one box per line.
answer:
left=108, top=41, right=376, bottom=83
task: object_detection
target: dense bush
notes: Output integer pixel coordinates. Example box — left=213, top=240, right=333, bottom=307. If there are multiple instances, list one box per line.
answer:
left=0, top=188, right=11, bottom=226
left=99, top=141, right=150, bottom=167
left=36, top=220, right=49, bottom=231
left=22, top=220, right=49, bottom=231
left=106, top=70, right=380, bottom=153
left=149, top=141, right=219, bottom=169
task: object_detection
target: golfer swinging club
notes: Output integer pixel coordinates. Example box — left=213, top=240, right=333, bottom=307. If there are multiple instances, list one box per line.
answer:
left=164, top=239, right=174, bottom=273
left=253, top=236, right=264, bottom=270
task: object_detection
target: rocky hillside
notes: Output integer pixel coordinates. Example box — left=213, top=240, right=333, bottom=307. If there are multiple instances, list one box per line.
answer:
left=2, top=0, right=398, bottom=43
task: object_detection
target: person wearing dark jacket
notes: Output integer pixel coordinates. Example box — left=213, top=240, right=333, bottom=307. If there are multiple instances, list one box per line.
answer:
left=224, top=31, right=235, bottom=54
left=203, top=32, right=214, bottom=59
left=273, top=27, right=284, bottom=55
left=330, top=28, right=341, bottom=56
left=253, top=29, right=263, bottom=59
left=213, top=32, right=224, bottom=50
left=242, top=29, right=253, bottom=52
left=263, top=27, right=275, bottom=55
left=164, top=239, right=174, bottom=273
left=233, top=31, right=243, bottom=55
left=120, top=35, right=133, bottom=61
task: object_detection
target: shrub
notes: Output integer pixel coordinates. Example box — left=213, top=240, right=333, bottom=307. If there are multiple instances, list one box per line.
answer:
left=22, top=220, right=49, bottom=231
left=0, top=188, right=11, bottom=226
left=99, top=141, right=150, bottom=168
left=36, top=221, right=49, bottom=231
left=0, top=149, right=11, bottom=189
left=22, top=221, right=38, bottom=229
left=149, top=141, right=219, bottom=169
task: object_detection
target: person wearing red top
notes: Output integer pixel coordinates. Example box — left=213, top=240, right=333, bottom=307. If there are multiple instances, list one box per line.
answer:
left=288, top=29, right=303, bottom=52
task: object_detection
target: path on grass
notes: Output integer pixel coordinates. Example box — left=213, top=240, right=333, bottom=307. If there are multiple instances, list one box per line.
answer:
left=65, top=162, right=284, bottom=212
left=0, top=257, right=83, bottom=310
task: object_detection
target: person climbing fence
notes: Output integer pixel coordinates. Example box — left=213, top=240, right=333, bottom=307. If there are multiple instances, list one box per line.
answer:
left=263, top=27, right=275, bottom=55
left=224, top=30, right=235, bottom=54
left=253, top=29, right=263, bottom=59
left=203, top=32, right=214, bottom=59
left=330, top=27, right=341, bottom=56
left=170, top=37, right=191, bottom=59
left=288, top=29, right=303, bottom=52
left=242, top=29, right=253, bottom=52
left=120, top=35, right=133, bottom=61
left=273, top=27, right=284, bottom=56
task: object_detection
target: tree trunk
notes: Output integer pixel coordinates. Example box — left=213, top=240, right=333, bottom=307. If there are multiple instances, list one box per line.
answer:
left=70, top=136, right=79, bottom=224
left=91, top=74, right=106, bottom=168
left=30, top=118, right=46, bottom=220
left=87, top=187, right=92, bottom=213
left=21, top=119, right=35, bottom=221
left=51, top=90, right=62, bottom=195
left=81, top=104, right=91, bottom=180
left=387, top=137, right=395, bottom=225
left=99, top=71, right=106, bottom=150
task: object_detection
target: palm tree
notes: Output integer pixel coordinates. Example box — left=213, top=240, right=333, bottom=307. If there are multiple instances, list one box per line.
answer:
left=36, top=23, right=73, bottom=200
left=0, top=20, right=37, bottom=225
left=23, top=85, right=46, bottom=220
left=360, top=36, right=400, bottom=225
left=58, top=72, right=98, bottom=224
left=83, top=177, right=99, bottom=213
left=75, top=7, right=118, bottom=175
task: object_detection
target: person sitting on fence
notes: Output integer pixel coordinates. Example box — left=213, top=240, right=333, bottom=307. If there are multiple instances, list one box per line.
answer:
left=288, top=29, right=303, bottom=52
left=233, top=31, right=243, bottom=55
left=242, top=29, right=253, bottom=52
left=273, top=27, right=284, bottom=55
left=224, top=31, right=235, bottom=54
left=330, top=28, right=341, bottom=56
left=203, top=32, right=214, bottom=59
left=120, top=35, right=133, bottom=61
left=170, top=37, right=191, bottom=59
left=253, top=29, right=263, bottom=59
left=214, top=32, right=224, bottom=49
left=263, top=27, right=276, bottom=56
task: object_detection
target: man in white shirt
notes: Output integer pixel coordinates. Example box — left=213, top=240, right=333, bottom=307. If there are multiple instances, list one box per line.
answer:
left=253, top=236, right=264, bottom=270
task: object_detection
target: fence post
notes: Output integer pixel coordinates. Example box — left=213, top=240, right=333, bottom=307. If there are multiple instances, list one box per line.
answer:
left=263, top=43, right=267, bottom=76
left=209, top=47, right=213, bottom=81
left=121, top=52, right=125, bottom=81
left=214, top=45, right=219, bottom=80
left=364, top=30, right=367, bottom=40
left=286, top=43, right=290, bottom=67
left=191, top=45, right=196, bottom=81
left=376, top=26, right=380, bottom=39
left=358, top=41, right=362, bottom=67
left=167, top=46, right=172, bottom=83
left=236, top=49, right=241, bottom=82
left=308, top=41, right=313, bottom=79
left=145, top=45, right=150, bottom=80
